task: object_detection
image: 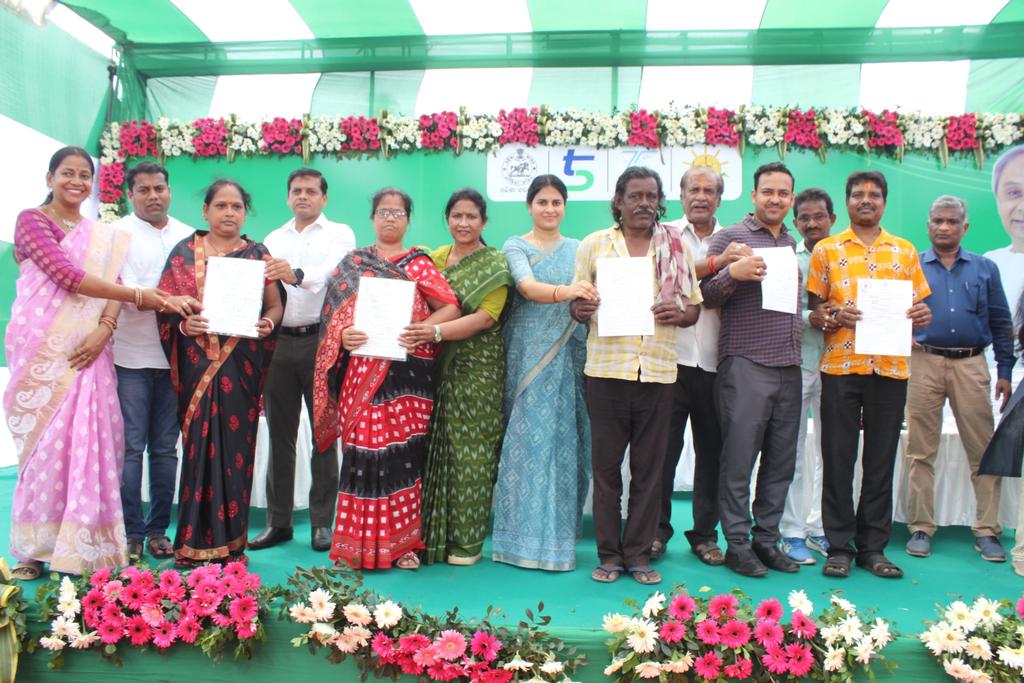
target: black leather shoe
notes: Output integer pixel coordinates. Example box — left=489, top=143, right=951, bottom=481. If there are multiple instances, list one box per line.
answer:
left=724, top=546, right=768, bottom=577
left=247, top=527, right=293, bottom=550
left=311, top=527, right=332, bottom=552
left=753, top=543, right=800, bottom=573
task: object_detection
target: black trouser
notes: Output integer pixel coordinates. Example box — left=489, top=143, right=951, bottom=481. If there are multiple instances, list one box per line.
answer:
left=820, top=373, right=907, bottom=558
left=658, top=364, right=723, bottom=548
left=586, top=376, right=673, bottom=568
left=715, top=356, right=802, bottom=549
left=263, top=332, right=340, bottom=529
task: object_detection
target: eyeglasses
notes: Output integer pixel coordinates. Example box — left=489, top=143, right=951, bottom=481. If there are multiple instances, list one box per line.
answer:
left=374, top=208, right=407, bottom=219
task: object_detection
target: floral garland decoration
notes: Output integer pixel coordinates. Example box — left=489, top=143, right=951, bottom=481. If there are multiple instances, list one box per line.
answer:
left=34, top=563, right=277, bottom=669
left=602, top=587, right=895, bottom=682
left=281, top=565, right=584, bottom=682
left=920, top=594, right=1024, bottom=681
left=96, top=106, right=1024, bottom=220
left=0, top=559, right=32, bottom=683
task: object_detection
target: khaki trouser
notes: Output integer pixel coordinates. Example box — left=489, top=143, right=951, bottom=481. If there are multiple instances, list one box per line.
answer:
left=905, top=350, right=1001, bottom=537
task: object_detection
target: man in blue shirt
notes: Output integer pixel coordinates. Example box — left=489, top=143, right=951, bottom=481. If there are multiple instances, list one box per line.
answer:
left=905, top=195, right=1014, bottom=562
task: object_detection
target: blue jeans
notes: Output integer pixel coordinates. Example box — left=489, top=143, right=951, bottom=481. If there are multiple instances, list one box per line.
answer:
left=116, top=366, right=181, bottom=541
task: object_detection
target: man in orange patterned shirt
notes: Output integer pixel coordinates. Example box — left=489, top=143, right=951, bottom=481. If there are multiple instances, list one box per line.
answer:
left=806, top=170, right=932, bottom=580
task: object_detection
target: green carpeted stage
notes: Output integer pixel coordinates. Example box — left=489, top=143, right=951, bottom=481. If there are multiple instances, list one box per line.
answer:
left=2, top=465, right=1020, bottom=681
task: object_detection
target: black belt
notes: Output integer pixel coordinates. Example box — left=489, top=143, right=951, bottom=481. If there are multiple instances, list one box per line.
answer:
left=919, top=344, right=985, bottom=359
left=280, top=323, right=320, bottom=337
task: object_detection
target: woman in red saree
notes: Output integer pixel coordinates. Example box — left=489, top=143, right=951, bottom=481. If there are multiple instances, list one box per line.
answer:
left=314, top=187, right=459, bottom=570
left=157, top=180, right=283, bottom=566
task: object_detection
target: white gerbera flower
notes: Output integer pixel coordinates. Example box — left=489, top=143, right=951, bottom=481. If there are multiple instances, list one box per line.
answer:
left=289, top=602, right=318, bottom=624
left=503, top=654, right=533, bottom=672
left=539, top=661, right=563, bottom=675
left=661, top=653, right=694, bottom=673
left=309, top=622, right=337, bottom=643
left=603, top=658, right=626, bottom=675
left=853, top=637, right=875, bottom=664
left=945, top=601, right=979, bottom=632
left=788, top=589, right=814, bottom=616
left=642, top=591, right=666, bottom=618
left=831, top=595, right=855, bottom=613
left=943, top=657, right=974, bottom=681
left=343, top=603, right=372, bottom=627
left=39, top=636, right=66, bottom=651
left=602, top=613, right=629, bottom=633
left=869, top=618, right=892, bottom=648
left=839, top=615, right=864, bottom=645
left=626, top=618, right=658, bottom=653
left=634, top=661, right=662, bottom=679
left=824, top=647, right=846, bottom=672
left=971, top=598, right=1003, bottom=628
left=965, top=636, right=993, bottom=661
left=308, top=589, right=336, bottom=621
left=373, top=600, right=402, bottom=629
left=997, top=644, right=1024, bottom=670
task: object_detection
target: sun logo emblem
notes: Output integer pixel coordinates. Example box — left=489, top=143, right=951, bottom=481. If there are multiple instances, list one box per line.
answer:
left=685, top=146, right=729, bottom=178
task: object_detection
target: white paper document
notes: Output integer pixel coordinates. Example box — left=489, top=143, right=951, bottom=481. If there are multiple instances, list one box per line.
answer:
left=202, top=256, right=266, bottom=338
left=596, top=256, right=655, bottom=337
left=352, top=276, right=416, bottom=361
left=854, top=278, right=913, bottom=356
left=753, top=246, right=799, bottom=314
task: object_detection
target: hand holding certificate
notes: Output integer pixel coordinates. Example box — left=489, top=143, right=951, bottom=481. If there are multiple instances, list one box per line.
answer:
left=752, top=246, right=799, bottom=314
left=202, top=256, right=266, bottom=338
left=351, top=277, right=417, bottom=360
left=854, top=278, right=913, bottom=356
left=596, top=256, right=655, bottom=337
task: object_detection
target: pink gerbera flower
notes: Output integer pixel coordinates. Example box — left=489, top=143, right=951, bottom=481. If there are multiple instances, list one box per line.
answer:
left=397, top=654, right=423, bottom=675
left=723, top=656, right=753, bottom=679
left=1016, top=596, right=1024, bottom=619
left=696, top=619, right=721, bottom=645
left=89, top=567, right=112, bottom=587
left=97, top=620, right=123, bottom=645
left=668, top=594, right=697, bottom=621
left=789, top=610, right=817, bottom=640
left=427, top=661, right=466, bottom=681
left=659, top=619, right=687, bottom=644
left=235, top=620, right=257, bottom=639
left=211, top=611, right=233, bottom=628
left=786, top=642, right=814, bottom=677
left=399, top=633, right=431, bottom=654
left=433, top=630, right=467, bottom=661
left=754, top=619, right=784, bottom=647
left=694, top=652, right=722, bottom=680
left=761, top=643, right=789, bottom=675
left=130, top=571, right=155, bottom=592
left=119, top=584, right=145, bottom=610
left=126, top=615, right=152, bottom=646
left=82, top=589, right=105, bottom=612
left=708, top=594, right=738, bottom=620
left=470, top=630, right=502, bottom=661
left=413, top=644, right=441, bottom=667
left=140, top=602, right=165, bottom=628
left=720, top=619, right=751, bottom=649
left=176, top=616, right=201, bottom=644
left=371, top=632, right=396, bottom=660
left=158, top=570, right=182, bottom=592
left=100, top=603, right=125, bottom=623
left=223, top=561, right=248, bottom=579
left=193, top=579, right=222, bottom=604
left=754, top=598, right=783, bottom=622
left=228, top=595, right=259, bottom=624
left=152, top=621, right=176, bottom=649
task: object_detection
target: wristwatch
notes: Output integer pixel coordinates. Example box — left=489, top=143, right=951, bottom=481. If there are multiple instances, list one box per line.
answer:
left=292, top=268, right=305, bottom=286
left=433, top=325, right=442, bottom=343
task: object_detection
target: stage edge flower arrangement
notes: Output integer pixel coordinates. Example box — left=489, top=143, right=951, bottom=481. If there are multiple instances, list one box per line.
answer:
left=602, top=586, right=896, bottom=682
left=0, top=558, right=32, bottom=683
left=281, top=565, right=585, bottom=682
left=96, top=107, right=1024, bottom=221
left=33, top=563, right=278, bottom=670
left=920, top=594, right=1024, bottom=682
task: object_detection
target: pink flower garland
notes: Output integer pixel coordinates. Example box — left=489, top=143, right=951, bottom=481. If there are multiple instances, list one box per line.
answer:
left=419, top=112, right=459, bottom=150
left=192, top=118, right=229, bottom=157
left=945, top=113, right=979, bottom=151
left=863, top=109, right=905, bottom=148
left=261, top=117, right=303, bottom=155
left=118, top=120, right=158, bottom=158
left=784, top=108, right=822, bottom=149
left=705, top=107, right=739, bottom=146
left=497, top=108, right=540, bottom=146
left=627, top=109, right=660, bottom=148
left=98, top=162, right=125, bottom=203
left=339, top=115, right=381, bottom=153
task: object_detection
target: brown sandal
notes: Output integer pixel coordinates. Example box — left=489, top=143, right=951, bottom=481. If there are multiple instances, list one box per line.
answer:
left=146, top=535, right=174, bottom=559
left=692, top=542, right=726, bottom=566
left=395, top=551, right=420, bottom=570
left=11, top=561, right=44, bottom=581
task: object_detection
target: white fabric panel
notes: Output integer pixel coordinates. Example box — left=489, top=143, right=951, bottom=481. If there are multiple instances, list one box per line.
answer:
left=208, top=73, right=322, bottom=119
left=168, top=0, right=313, bottom=41
left=410, top=0, right=531, bottom=35
left=0, top=115, right=99, bottom=245
left=645, top=0, right=768, bottom=30
left=414, top=67, right=532, bottom=114
left=47, top=4, right=115, bottom=57
left=876, top=0, right=1009, bottom=27
left=638, top=65, right=754, bottom=110
left=859, top=61, right=970, bottom=115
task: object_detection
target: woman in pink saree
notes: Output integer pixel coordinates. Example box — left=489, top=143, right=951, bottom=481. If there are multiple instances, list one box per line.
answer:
left=5, top=147, right=190, bottom=579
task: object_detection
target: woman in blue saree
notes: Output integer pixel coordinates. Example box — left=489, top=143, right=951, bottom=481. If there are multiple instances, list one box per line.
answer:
left=491, top=175, right=598, bottom=571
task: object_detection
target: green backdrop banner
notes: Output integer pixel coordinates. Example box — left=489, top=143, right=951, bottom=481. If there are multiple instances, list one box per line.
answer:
left=0, top=146, right=1013, bottom=365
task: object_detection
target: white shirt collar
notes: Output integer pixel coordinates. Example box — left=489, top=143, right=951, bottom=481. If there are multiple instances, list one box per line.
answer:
left=284, top=213, right=328, bottom=234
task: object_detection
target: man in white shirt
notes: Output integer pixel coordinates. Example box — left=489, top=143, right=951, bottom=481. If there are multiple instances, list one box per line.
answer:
left=249, top=168, right=356, bottom=552
left=653, top=166, right=751, bottom=566
left=113, top=162, right=196, bottom=563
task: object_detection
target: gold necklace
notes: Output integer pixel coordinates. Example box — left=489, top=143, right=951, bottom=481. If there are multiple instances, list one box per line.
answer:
left=43, top=207, right=79, bottom=232
left=204, top=234, right=245, bottom=256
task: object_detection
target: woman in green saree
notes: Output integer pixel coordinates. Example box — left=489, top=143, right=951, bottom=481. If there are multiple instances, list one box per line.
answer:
left=412, top=188, right=512, bottom=565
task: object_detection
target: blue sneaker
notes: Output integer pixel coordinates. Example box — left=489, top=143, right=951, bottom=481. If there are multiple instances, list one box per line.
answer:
left=805, top=535, right=830, bottom=556
left=780, top=537, right=816, bottom=565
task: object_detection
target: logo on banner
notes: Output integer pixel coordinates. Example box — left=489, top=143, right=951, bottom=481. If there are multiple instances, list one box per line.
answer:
left=487, top=144, right=742, bottom=202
